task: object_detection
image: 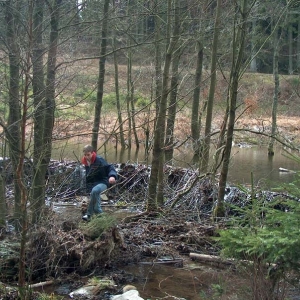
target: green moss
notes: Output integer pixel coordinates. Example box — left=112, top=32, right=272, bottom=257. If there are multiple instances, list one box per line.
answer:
left=79, top=213, right=117, bottom=240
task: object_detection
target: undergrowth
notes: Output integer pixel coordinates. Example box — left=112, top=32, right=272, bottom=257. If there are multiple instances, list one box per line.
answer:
left=79, top=213, right=117, bottom=240
left=216, top=171, right=300, bottom=300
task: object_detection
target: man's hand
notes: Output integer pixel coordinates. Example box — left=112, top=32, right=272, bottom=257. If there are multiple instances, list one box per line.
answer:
left=109, top=176, right=116, bottom=185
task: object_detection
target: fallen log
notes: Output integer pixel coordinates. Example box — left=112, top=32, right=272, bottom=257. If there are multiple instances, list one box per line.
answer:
left=189, top=253, right=234, bottom=266
left=140, top=258, right=183, bottom=266
left=189, top=253, right=276, bottom=268
left=29, top=280, right=54, bottom=289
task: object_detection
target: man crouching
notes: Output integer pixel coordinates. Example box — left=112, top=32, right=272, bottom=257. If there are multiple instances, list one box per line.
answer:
left=81, top=145, right=117, bottom=221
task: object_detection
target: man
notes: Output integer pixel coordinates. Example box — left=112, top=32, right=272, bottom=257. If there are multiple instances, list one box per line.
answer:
left=81, top=145, right=117, bottom=221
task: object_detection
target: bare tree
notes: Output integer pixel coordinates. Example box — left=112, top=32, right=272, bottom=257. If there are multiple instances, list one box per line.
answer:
left=201, top=0, right=221, bottom=172
left=30, top=0, right=46, bottom=223
left=268, top=23, right=280, bottom=156
left=164, top=1, right=184, bottom=164
left=268, top=8, right=287, bottom=155
left=112, top=0, right=125, bottom=148
left=191, top=41, right=204, bottom=160
left=148, top=0, right=180, bottom=209
left=91, top=0, right=110, bottom=150
left=5, top=0, right=22, bottom=223
left=216, top=0, right=252, bottom=218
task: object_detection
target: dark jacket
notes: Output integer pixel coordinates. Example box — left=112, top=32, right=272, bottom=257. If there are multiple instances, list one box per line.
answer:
left=81, top=152, right=117, bottom=192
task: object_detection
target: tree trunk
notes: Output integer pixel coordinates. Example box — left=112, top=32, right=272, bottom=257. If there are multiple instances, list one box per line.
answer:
left=18, top=1, right=33, bottom=293
left=91, top=0, right=110, bottom=150
left=191, top=41, right=204, bottom=159
left=216, top=0, right=249, bottom=218
left=0, top=174, right=5, bottom=228
left=30, top=0, right=61, bottom=223
left=268, top=24, right=280, bottom=156
left=297, top=17, right=300, bottom=73
left=165, top=32, right=181, bottom=163
left=154, top=0, right=162, bottom=118
left=17, top=48, right=31, bottom=300
left=5, top=0, right=22, bottom=223
left=288, top=21, right=293, bottom=75
left=148, top=0, right=179, bottom=209
left=127, top=40, right=139, bottom=149
left=112, top=0, right=125, bottom=149
left=31, top=0, right=46, bottom=224
left=202, top=0, right=221, bottom=172
left=250, top=19, right=257, bottom=72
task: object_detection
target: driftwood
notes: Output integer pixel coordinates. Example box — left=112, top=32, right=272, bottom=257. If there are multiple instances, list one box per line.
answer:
left=29, top=280, right=54, bottom=288
left=189, top=253, right=234, bottom=266
left=279, top=167, right=296, bottom=173
left=139, top=258, right=183, bottom=266
left=190, top=253, right=276, bottom=269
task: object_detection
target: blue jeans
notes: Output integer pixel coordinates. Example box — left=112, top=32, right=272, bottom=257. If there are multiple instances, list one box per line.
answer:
left=87, top=183, right=107, bottom=216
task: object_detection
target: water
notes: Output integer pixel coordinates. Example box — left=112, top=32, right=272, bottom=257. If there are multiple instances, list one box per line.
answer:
left=122, top=262, right=243, bottom=300
left=52, top=141, right=299, bottom=189
left=227, top=146, right=298, bottom=188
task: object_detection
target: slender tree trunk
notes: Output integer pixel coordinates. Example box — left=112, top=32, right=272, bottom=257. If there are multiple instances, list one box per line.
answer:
left=212, top=98, right=229, bottom=175
left=0, top=174, right=5, bottom=228
left=17, top=52, right=30, bottom=300
left=156, top=0, right=174, bottom=207
left=112, top=0, right=125, bottom=148
left=288, top=21, right=293, bottom=75
left=5, top=0, right=22, bottom=224
left=31, top=0, right=46, bottom=224
left=202, top=0, right=221, bottom=172
left=92, top=0, right=110, bottom=150
left=125, top=2, right=133, bottom=149
left=148, top=0, right=179, bottom=209
left=268, top=24, right=280, bottom=155
left=297, top=17, right=300, bottom=73
left=30, top=0, right=61, bottom=223
left=216, top=0, right=249, bottom=218
left=127, top=43, right=139, bottom=148
left=165, top=38, right=181, bottom=163
left=250, top=19, right=257, bottom=72
left=191, top=41, right=204, bottom=159
left=18, top=1, right=33, bottom=293
left=148, top=0, right=163, bottom=209
left=126, top=63, right=132, bottom=148
left=130, top=3, right=139, bottom=148
left=154, top=0, right=162, bottom=118
left=130, top=91, right=139, bottom=148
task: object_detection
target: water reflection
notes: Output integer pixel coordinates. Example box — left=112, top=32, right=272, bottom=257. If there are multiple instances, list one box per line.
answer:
left=228, top=146, right=298, bottom=188
left=122, top=262, right=246, bottom=300
left=52, top=141, right=299, bottom=189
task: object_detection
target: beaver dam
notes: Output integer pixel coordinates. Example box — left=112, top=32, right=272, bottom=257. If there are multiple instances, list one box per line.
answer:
left=1, top=159, right=300, bottom=299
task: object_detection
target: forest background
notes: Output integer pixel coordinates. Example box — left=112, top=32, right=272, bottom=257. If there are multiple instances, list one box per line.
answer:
left=1, top=0, right=300, bottom=295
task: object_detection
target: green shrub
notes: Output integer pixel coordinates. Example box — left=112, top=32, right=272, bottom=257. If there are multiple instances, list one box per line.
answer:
left=74, top=87, right=89, bottom=98
left=79, top=213, right=117, bottom=240
left=135, top=94, right=150, bottom=108
left=216, top=182, right=300, bottom=300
